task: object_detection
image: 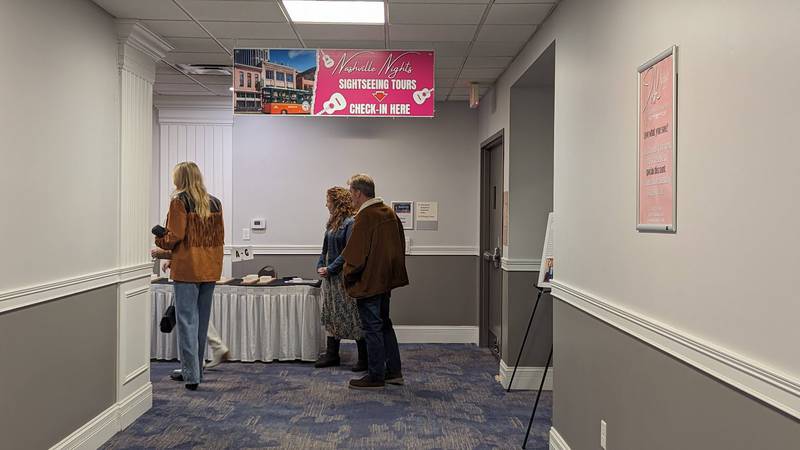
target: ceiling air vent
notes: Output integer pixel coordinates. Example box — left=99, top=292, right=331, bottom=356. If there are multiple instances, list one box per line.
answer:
left=176, top=64, right=232, bottom=76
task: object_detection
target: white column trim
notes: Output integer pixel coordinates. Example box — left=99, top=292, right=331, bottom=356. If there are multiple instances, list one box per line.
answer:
left=0, top=264, right=152, bottom=314
left=552, top=280, right=800, bottom=420
left=549, top=427, right=571, bottom=450
left=498, top=359, right=553, bottom=390
left=117, top=20, right=173, bottom=63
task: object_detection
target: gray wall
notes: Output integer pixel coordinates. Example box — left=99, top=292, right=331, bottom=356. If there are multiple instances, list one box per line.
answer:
left=234, top=255, right=479, bottom=326
left=501, top=270, right=552, bottom=367
left=0, top=286, right=118, bottom=449
left=553, top=299, right=800, bottom=449
left=231, top=102, right=479, bottom=252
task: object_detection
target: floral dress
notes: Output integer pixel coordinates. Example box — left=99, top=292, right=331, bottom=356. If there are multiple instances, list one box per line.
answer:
left=318, top=219, right=362, bottom=340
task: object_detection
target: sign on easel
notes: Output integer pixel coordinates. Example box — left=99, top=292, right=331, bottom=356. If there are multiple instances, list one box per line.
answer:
left=537, top=212, right=554, bottom=288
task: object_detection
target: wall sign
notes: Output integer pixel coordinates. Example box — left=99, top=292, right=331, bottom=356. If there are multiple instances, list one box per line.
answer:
left=637, top=45, right=677, bottom=232
left=415, top=201, right=438, bottom=231
left=391, top=201, right=414, bottom=230
left=233, top=48, right=435, bottom=117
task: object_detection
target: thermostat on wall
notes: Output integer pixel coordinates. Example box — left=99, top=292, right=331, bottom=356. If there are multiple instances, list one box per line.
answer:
left=251, top=218, right=266, bottom=230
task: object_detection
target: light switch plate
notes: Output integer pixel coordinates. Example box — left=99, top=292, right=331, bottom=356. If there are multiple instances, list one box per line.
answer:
left=242, top=228, right=251, bottom=241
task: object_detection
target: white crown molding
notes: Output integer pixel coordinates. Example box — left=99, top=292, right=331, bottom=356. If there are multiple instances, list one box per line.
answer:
left=501, top=257, right=541, bottom=272
left=228, top=245, right=479, bottom=256
left=394, top=326, right=479, bottom=344
left=498, top=359, right=553, bottom=390
left=551, top=280, right=800, bottom=420
left=50, top=383, right=152, bottom=450
left=549, top=427, right=571, bottom=450
left=0, top=264, right=152, bottom=315
left=117, top=20, right=173, bottom=62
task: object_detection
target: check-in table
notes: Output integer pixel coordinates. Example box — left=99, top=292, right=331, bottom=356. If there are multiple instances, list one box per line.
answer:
left=151, top=279, right=325, bottom=362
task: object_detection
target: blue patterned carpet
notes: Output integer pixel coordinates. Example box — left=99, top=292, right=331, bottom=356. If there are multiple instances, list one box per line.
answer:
left=103, top=344, right=551, bottom=449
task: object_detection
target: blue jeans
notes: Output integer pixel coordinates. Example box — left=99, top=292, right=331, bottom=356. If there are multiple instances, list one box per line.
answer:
left=174, top=282, right=215, bottom=384
left=356, top=293, right=402, bottom=381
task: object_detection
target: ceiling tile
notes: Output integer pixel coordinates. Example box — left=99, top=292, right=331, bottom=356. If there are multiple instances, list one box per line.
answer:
left=92, top=0, right=186, bottom=20
left=233, top=39, right=302, bottom=49
left=436, top=78, right=458, bottom=88
left=391, top=41, right=470, bottom=56
left=203, top=21, right=296, bottom=39
left=180, top=1, right=286, bottom=22
left=460, top=67, right=505, bottom=78
left=389, top=4, right=486, bottom=25
left=485, top=3, right=553, bottom=25
left=392, top=0, right=489, bottom=3
left=390, top=24, right=477, bottom=42
left=165, top=37, right=235, bottom=53
left=142, top=20, right=206, bottom=38
left=305, top=40, right=386, bottom=49
left=464, top=56, right=513, bottom=69
left=436, top=56, right=466, bottom=69
left=295, top=24, right=385, bottom=41
left=436, top=68, right=461, bottom=78
left=477, top=24, right=536, bottom=42
left=470, top=41, right=525, bottom=57
left=164, top=52, right=233, bottom=65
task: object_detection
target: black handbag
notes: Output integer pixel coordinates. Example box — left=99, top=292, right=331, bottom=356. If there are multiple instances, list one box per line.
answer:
left=160, top=303, right=176, bottom=333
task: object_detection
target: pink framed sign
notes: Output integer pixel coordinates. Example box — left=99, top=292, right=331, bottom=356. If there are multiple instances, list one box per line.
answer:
left=637, top=46, right=677, bottom=232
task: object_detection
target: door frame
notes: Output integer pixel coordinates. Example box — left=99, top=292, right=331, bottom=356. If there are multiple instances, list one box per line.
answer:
left=479, top=129, right=504, bottom=348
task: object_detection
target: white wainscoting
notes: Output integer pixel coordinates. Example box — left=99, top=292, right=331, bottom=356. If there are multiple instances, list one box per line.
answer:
left=552, top=280, right=800, bottom=420
left=501, top=257, right=542, bottom=272
left=236, top=244, right=480, bottom=256
left=498, top=359, right=554, bottom=390
left=394, top=325, right=479, bottom=344
left=50, top=383, right=152, bottom=450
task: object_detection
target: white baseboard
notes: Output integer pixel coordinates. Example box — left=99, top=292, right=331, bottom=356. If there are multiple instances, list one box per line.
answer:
left=549, top=427, right=571, bottom=450
left=394, top=325, right=479, bottom=344
left=50, top=383, right=152, bottom=450
left=498, top=359, right=553, bottom=390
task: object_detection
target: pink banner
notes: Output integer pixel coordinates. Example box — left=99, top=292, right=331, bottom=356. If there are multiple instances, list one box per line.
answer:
left=638, top=52, right=675, bottom=230
left=313, top=50, right=435, bottom=117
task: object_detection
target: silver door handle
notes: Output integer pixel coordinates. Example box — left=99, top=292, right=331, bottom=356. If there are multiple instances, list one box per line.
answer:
left=483, top=248, right=501, bottom=268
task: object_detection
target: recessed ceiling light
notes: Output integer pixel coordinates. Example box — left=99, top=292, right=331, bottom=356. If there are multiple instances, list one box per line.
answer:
left=282, top=1, right=384, bottom=24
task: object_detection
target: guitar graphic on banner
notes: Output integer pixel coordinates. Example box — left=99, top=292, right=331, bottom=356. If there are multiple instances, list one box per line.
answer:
left=319, top=50, right=335, bottom=69
left=413, top=88, right=434, bottom=105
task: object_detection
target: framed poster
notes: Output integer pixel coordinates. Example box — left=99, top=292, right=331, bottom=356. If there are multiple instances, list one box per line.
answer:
left=637, top=45, right=677, bottom=232
left=391, top=201, right=414, bottom=230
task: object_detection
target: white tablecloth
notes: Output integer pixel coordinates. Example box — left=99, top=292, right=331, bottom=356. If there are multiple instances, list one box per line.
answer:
left=151, top=284, right=325, bottom=362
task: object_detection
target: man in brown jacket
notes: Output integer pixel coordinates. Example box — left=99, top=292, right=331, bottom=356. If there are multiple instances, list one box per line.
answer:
left=343, top=174, right=409, bottom=390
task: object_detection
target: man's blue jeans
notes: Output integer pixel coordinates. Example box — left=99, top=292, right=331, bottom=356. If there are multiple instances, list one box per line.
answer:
left=174, top=282, right=215, bottom=384
left=356, top=293, right=402, bottom=381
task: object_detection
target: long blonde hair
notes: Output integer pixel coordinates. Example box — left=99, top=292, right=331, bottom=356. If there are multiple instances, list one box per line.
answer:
left=173, top=162, right=211, bottom=219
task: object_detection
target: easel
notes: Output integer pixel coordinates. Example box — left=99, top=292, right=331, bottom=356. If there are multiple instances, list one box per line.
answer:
left=505, top=285, right=552, bottom=449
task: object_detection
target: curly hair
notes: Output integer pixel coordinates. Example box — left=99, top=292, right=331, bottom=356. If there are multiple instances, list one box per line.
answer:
left=326, top=187, right=356, bottom=231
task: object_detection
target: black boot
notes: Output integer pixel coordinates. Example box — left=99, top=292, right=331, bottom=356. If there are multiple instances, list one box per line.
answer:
left=315, top=337, right=341, bottom=368
left=351, top=338, right=368, bottom=372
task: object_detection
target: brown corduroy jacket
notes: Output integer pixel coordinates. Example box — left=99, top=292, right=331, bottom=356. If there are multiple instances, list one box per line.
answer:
left=155, top=193, right=224, bottom=283
left=342, top=199, right=409, bottom=299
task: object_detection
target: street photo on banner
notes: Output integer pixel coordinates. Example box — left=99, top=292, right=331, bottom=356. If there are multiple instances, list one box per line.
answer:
left=233, top=48, right=435, bottom=117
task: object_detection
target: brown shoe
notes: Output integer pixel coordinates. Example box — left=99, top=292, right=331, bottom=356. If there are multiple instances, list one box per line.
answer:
left=348, top=375, right=385, bottom=390
left=385, top=372, right=404, bottom=385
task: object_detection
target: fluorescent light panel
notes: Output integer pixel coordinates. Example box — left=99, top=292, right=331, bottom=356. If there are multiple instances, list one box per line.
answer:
left=283, top=1, right=385, bottom=24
